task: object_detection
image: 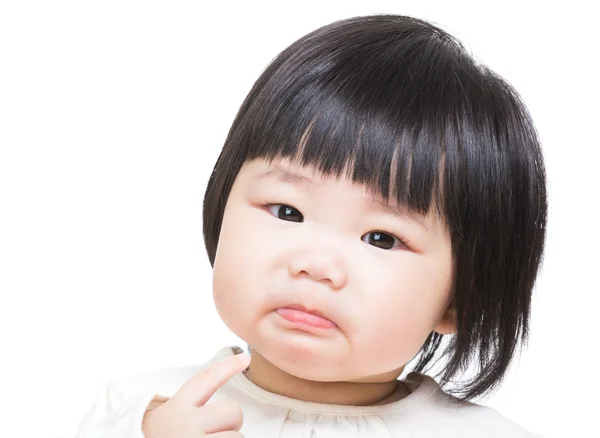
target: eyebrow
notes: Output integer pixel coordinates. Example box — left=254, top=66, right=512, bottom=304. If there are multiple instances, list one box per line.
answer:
left=255, top=165, right=429, bottom=230
left=370, top=199, right=429, bottom=231
left=255, top=166, right=315, bottom=188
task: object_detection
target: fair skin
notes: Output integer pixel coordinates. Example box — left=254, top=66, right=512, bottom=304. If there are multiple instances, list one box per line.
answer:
left=212, top=158, right=456, bottom=405
left=143, top=353, right=250, bottom=438
left=142, top=157, right=456, bottom=437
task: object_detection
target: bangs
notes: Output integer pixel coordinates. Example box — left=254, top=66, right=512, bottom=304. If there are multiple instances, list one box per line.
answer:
left=246, top=97, right=447, bottom=219
left=237, top=17, right=484, bottom=221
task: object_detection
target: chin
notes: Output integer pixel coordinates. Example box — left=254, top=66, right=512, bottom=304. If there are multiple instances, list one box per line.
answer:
left=249, top=323, right=353, bottom=382
left=269, top=346, right=348, bottom=381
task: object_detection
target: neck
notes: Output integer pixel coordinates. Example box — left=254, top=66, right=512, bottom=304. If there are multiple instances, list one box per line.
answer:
left=243, top=349, right=410, bottom=406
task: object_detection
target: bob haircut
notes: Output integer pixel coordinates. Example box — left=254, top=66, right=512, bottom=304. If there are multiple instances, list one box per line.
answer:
left=202, top=14, right=547, bottom=402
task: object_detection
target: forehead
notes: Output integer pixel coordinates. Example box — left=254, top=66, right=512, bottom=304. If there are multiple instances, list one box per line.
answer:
left=244, top=157, right=371, bottom=193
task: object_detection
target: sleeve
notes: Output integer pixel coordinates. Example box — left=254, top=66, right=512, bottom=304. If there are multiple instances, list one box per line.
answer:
left=69, top=380, right=163, bottom=438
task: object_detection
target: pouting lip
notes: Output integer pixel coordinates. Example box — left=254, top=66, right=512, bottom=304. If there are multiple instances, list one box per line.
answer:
left=279, top=304, right=333, bottom=322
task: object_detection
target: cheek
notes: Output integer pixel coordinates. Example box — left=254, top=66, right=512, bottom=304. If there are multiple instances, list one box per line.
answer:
left=212, top=205, right=274, bottom=334
left=351, top=301, right=428, bottom=371
left=349, top=254, right=452, bottom=370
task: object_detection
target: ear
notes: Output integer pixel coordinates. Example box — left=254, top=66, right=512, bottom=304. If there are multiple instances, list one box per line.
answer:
left=433, top=304, right=457, bottom=335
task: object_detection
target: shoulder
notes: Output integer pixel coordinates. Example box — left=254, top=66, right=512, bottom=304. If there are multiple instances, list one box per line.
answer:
left=445, top=402, right=541, bottom=437
left=398, top=373, right=542, bottom=438
left=68, top=347, right=241, bottom=436
left=106, top=345, right=239, bottom=401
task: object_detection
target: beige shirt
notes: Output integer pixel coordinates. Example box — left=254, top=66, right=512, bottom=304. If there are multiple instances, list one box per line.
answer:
left=70, top=346, right=542, bottom=437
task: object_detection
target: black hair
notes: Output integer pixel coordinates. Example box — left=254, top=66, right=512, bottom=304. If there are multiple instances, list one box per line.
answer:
left=202, top=14, right=547, bottom=402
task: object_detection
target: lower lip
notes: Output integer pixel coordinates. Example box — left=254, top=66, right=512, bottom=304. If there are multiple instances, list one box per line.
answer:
left=276, top=308, right=337, bottom=329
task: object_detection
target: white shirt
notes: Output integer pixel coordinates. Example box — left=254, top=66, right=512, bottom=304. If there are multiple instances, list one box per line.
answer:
left=69, top=346, right=542, bottom=437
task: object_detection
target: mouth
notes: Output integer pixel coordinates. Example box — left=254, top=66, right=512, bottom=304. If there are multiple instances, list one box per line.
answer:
left=275, top=304, right=337, bottom=329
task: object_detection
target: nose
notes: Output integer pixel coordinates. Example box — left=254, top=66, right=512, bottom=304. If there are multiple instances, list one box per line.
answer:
left=288, top=249, right=348, bottom=290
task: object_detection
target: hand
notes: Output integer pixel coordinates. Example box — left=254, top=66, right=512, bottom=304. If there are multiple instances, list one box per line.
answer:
left=142, top=353, right=250, bottom=438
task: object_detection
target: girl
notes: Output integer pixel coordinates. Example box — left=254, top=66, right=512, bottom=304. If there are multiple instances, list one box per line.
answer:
left=71, top=14, right=546, bottom=438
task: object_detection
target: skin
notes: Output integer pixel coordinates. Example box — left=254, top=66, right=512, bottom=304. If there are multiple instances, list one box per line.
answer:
left=212, top=157, right=457, bottom=406
left=142, top=354, right=250, bottom=437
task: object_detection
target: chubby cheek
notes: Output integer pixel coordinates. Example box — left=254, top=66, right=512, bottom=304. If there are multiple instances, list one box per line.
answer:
left=212, top=204, right=273, bottom=339
left=353, top=305, right=431, bottom=374
left=349, top=259, right=451, bottom=375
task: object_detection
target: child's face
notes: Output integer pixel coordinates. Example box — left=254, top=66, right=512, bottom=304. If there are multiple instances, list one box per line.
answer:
left=212, top=157, right=455, bottom=382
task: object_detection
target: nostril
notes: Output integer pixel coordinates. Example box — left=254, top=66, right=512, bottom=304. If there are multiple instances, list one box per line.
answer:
left=300, top=271, right=314, bottom=281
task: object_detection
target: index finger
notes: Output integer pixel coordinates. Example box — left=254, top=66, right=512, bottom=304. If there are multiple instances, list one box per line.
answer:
left=173, top=353, right=250, bottom=407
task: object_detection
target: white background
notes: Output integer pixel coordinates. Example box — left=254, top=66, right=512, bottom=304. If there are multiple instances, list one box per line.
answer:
left=1, top=1, right=598, bottom=437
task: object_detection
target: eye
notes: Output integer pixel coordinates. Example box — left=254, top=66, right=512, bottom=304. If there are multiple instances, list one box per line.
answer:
left=361, top=231, right=403, bottom=250
left=265, top=204, right=304, bottom=222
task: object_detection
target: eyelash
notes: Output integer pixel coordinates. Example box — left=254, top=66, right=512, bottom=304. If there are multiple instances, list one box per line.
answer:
left=263, top=203, right=411, bottom=250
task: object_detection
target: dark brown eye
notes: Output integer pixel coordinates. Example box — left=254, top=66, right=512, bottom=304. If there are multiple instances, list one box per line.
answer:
left=267, top=204, right=304, bottom=222
left=362, top=231, right=397, bottom=250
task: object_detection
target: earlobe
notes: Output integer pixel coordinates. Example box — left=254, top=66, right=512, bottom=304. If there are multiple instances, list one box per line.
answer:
left=433, top=306, right=457, bottom=335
